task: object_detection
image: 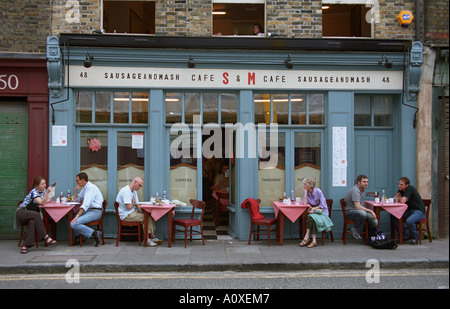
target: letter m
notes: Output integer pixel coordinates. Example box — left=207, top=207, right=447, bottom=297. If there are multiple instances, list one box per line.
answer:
left=248, top=72, right=256, bottom=85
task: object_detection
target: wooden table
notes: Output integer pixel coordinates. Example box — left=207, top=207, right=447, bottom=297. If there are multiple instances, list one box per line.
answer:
left=40, top=202, right=80, bottom=246
left=364, top=200, right=408, bottom=244
left=273, top=201, right=309, bottom=246
left=140, top=203, right=176, bottom=248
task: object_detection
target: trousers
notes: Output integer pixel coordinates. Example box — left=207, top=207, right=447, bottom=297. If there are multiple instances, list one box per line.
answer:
left=70, top=208, right=102, bottom=238
left=16, top=208, right=47, bottom=247
left=346, top=209, right=378, bottom=233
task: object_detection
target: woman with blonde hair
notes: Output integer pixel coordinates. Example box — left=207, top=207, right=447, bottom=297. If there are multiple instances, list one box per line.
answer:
left=299, top=178, right=333, bottom=248
left=16, top=176, right=57, bottom=254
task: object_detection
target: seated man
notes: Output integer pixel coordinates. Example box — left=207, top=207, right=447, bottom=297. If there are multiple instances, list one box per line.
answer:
left=70, top=172, right=104, bottom=247
left=391, top=177, right=426, bottom=245
left=344, top=174, right=378, bottom=240
left=116, top=177, right=162, bottom=247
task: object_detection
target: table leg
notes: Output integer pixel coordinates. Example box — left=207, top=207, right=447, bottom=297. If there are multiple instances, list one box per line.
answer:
left=278, top=212, right=284, bottom=246
left=398, top=217, right=404, bottom=245
left=67, top=211, right=74, bottom=246
left=143, top=211, right=149, bottom=247
left=375, top=208, right=381, bottom=228
left=167, top=208, right=173, bottom=248
left=43, top=210, right=49, bottom=247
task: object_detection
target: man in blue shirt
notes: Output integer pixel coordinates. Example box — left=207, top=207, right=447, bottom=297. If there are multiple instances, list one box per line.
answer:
left=70, top=172, right=104, bottom=246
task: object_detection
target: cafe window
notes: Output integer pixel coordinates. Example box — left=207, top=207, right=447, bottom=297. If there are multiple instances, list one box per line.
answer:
left=213, top=0, right=265, bottom=36
left=322, top=1, right=372, bottom=37
left=103, top=1, right=155, bottom=34
left=254, top=92, right=325, bottom=125
left=80, top=130, right=108, bottom=199
left=169, top=130, right=198, bottom=205
left=117, top=131, right=145, bottom=201
left=354, top=95, right=393, bottom=127
left=76, top=90, right=149, bottom=124
left=165, top=91, right=237, bottom=124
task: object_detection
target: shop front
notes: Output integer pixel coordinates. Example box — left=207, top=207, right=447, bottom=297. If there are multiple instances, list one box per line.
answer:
left=0, top=56, right=49, bottom=238
left=47, top=34, right=422, bottom=241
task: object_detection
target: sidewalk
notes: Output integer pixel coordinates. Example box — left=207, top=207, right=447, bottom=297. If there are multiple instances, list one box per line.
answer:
left=0, top=237, right=448, bottom=274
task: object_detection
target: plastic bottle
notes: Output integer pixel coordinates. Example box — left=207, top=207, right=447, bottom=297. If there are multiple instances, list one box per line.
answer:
left=291, top=190, right=295, bottom=203
left=381, top=190, right=386, bottom=203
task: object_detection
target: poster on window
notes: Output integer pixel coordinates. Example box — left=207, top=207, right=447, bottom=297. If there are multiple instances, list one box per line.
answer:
left=332, top=126, right=347, bottom=187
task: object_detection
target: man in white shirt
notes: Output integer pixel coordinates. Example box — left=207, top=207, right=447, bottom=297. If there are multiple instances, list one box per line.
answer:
left=116, top=177, right=162, bottom=246
left=70, top=172, right=104, bottom=246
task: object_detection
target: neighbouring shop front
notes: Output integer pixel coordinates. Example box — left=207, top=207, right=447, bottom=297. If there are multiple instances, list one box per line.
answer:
left=0, top=56, right=49, bottom=239
left=46, top=34, right=423, bottom=241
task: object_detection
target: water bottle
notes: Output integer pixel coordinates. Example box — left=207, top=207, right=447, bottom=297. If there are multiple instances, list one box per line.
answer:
left=291, top=190, right=295, bottom=203
left=163, top=190, right=167, bottom=200
left=381, top=190, right=386, bottom=203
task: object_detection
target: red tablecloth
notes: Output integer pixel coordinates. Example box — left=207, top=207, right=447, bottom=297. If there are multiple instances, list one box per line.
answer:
left=273, top=201, right=308, bottom=223
left=40, top=202, right=79, bottom=222
left=273, top=201, right=309, bottom=246
left=364, top=200, right=408, bottom=219
left=140, top=203, right=176, bottom=247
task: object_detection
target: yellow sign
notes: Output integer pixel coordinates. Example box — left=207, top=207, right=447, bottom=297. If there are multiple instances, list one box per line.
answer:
left=397, top=11, right=414, bottom=28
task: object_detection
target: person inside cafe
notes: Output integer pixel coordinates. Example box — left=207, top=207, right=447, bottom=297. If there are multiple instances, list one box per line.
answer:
left=16, top=176, right=57, bottom=254
left=253, top=23, right=264, bottom=36
left=390, top=176, right=426, bottom=245
left=299, top=178, right=333, bottom=248
left=212, top=164, right=229, bottom=192
left=344, top=175, right=378, bottom=241
left=70, top=172, right=103, bottom=246
left=116, top=177, right=162, bottom=247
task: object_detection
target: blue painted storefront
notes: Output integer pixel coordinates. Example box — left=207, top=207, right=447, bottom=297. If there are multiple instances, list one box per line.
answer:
left=46, top=35, right=422, bottom=242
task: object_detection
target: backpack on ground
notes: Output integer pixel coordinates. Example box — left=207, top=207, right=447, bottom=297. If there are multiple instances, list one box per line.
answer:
left=368, top=228, right=398, bottom=250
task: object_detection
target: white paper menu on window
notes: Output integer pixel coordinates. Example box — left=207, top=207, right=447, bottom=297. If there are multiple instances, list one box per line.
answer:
left=332, top=126, right=347, bottom=187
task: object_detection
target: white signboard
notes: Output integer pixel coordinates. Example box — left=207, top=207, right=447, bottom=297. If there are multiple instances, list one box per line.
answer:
left=68, top=66, right=403, bottom=90
left=52, top=125, right=67, bottom=146
left=332, top=126, right=347, bottom=187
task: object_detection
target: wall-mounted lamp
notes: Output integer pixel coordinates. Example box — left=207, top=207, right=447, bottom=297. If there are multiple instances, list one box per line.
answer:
left=187, top=55, right=195, bottom=68
left=285, top=53, right=294, bottom=69
left=83, top=52, right=93, bottom=68
left=378, top=54, right=393, bottom=69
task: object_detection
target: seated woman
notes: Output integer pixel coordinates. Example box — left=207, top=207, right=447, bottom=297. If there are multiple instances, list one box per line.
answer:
left=16, top=176, right=57, bottom=254
left=299, top=178, right=333, bottom=248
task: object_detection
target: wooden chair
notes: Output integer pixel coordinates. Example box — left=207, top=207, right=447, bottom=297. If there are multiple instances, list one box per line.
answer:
left=79, top=200, right=107, bottom=246
left=114, top=202, right=142, bottom=247
left=392, top=199, right=432, bottom=245
left=340, top=198, right=368, bottom=244
left=321, top=199, right=335, bottom=245
left=173, top=199, right=206, bottom=248
left=17, top=201, right=39, bottom=248
left=214, top=191, right=229, bottom=227
left=246, top=198, right=277, bottom=247
left=418, top=199, right=432, bottom=244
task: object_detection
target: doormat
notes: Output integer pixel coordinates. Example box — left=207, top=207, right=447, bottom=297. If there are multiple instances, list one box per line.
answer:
left=27, top=255, right=97, bottom=263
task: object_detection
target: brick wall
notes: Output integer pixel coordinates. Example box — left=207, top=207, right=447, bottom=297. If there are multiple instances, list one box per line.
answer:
left=0, top=0, right=51, bottom=53
left=424, top=0, right=449, bottom=45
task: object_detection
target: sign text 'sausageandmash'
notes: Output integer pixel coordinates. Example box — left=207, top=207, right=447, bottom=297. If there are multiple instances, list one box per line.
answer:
left=68, top=66, right=403, bottom=90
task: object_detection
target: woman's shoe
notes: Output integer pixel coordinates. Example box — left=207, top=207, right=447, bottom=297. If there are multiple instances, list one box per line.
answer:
left=307, top=242, right=317, bottom=248
left=299, top=239, right=310, bottom=246
left=20, top=246, right=28, bottom=254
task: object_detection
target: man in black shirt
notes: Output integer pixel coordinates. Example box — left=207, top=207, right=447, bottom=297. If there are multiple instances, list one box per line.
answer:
left=391, top=177, right=426, bottom=245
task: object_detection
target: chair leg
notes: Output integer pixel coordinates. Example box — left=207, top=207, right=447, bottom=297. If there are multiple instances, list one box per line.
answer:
left=267, top=224, right=271, bottom=247
left=116, top=225, right=120, bottom=247
left=184, top=228, right=188, bottom=248
left=100, top=224, right=105, bottom=245
left=342, top=224, right=347, bottom=245
left=248, top=223, right=253, bottom=245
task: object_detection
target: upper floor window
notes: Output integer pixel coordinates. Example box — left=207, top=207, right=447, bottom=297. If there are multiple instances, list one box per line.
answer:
left=76, top=90, right=149, bottom=124
left=322, top=0, right=372, bottom=37
left=103, top=1, right=155, bottom=34
left=213, top=0, right=265, bottom=36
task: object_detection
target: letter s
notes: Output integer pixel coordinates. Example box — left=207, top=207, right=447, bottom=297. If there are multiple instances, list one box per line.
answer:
left=223, top=72, right=229, bottom=85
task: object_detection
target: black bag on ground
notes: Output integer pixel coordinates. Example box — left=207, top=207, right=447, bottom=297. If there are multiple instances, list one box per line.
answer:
left=368, top=227, right=398, bottom=250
